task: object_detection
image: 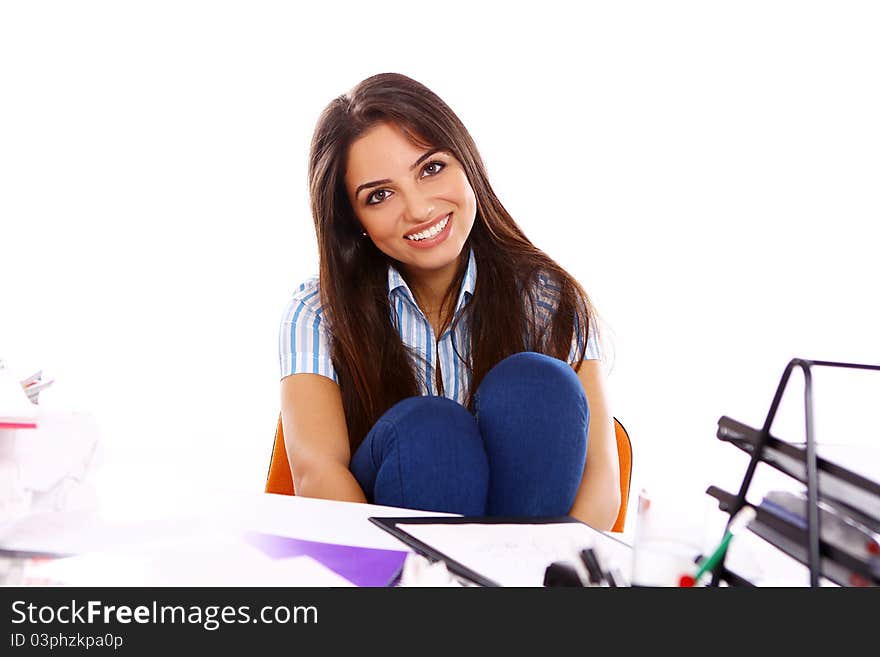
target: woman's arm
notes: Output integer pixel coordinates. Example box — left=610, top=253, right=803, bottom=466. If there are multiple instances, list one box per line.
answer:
left=568, top=360, right=621, bottom=530
left=280, top=373, right=367, bottom=503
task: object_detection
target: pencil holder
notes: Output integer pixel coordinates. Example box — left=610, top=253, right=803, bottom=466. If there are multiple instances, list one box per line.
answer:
left=630, top=487, right=716, bottom=587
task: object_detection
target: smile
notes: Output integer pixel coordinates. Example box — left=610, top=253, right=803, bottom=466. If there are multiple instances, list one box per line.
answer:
left=404, top=213, right=451, bottom=242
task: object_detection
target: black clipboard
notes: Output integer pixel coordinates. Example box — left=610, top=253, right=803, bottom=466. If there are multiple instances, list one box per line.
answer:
left=369, top=515, right=628, bottom=587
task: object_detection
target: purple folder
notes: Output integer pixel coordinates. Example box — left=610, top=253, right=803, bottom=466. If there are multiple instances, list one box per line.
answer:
left=243, top=531, right=408, bottom=587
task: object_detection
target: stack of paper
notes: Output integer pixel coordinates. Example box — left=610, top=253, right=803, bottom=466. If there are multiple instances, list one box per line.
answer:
left=20, top=370, right=53, bottom=406
left=0, top=367, right=38, bottom=429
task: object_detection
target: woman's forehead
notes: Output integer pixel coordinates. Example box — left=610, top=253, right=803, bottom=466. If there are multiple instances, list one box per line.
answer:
left=346, top=122, right=435, bottom=181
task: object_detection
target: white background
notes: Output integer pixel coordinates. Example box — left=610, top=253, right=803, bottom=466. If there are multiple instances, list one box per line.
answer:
left=2, top=1, right=879, bottom=519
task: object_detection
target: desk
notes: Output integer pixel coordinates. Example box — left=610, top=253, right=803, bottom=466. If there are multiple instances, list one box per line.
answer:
left=0, top=490, right=629, bottom=586
left=0, top=491, right=450, bottom=586
left=1, top=488, right=849, bottom=587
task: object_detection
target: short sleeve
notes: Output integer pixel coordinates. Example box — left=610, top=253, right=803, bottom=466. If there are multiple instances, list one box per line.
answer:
left=567, top=312, right=601, bottom=365
left=531, top=270, right=601, bottom=365
left=278, top=277, right=338, bottom=383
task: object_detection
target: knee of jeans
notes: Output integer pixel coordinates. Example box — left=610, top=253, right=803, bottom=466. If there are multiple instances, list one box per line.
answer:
left=480, top=352, right=589, bottom=418
left=382, top=395, right=477, bottom=446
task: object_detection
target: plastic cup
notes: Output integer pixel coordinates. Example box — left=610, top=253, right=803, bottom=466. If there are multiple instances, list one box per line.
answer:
left=630, top=488, right=714, bottom=587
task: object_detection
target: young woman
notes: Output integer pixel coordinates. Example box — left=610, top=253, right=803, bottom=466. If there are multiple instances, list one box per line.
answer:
left=279, top=73, right=620, bottom=530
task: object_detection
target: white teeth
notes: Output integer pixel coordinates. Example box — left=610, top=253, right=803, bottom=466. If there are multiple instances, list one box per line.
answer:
left=405, top=215, right=449, bottom=241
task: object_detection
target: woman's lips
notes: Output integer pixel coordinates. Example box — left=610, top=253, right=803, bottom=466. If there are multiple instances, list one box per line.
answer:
left=403, top=213, right=453, bottom=249
left=404, top=212, right=450, bottom=238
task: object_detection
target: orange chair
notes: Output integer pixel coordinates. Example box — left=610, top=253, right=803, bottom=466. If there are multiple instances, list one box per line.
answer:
left=266, top=414, right=633, bottom=532
left=611, top=418, right=633, bottom=533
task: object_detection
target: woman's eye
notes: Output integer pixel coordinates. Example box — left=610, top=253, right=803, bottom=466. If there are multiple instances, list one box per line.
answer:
left=422, top=161, right=446, bottom=177
left=367, top=189, right=391, bottom=205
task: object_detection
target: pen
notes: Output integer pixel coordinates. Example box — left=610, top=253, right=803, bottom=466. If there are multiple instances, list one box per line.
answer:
left=683, top=538, right=729, bottom=586
left=605, top=568, right=618, bottom=587
left=681, top=506, right=757, bottom=587
left=579, top=548, right=607, bottom=586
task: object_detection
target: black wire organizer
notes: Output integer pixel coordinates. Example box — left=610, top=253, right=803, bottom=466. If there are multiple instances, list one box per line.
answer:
left=704, top=358, right=880, bottom=587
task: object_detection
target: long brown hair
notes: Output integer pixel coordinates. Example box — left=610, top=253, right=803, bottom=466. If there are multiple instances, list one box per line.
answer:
left=308, top=72, right=597, bottom=452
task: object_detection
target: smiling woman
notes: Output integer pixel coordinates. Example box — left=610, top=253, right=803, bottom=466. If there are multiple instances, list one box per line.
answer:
left=278, top=72, right=620, bottom=529
left=344, top=123, right=477, bottom=336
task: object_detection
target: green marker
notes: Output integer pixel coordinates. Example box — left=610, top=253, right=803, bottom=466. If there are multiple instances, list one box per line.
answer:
left=686, top=507, right=756, bottom=586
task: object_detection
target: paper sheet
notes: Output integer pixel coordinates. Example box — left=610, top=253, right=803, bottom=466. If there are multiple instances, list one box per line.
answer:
left=397, top=522, right=630, bottom=587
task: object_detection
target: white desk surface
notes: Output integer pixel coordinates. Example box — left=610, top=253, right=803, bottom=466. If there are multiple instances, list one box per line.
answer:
left=0, top=488, right=452, bottom=556
left=0, top=488, right=840, bottom=587
left=0, top=489, right=632, bottom=587
left=0, top=491, right=462, bottom=586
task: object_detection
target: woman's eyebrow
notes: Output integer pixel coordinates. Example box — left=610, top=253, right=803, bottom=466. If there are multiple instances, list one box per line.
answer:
left=410, top=147, right=443, bottom=170
left=354, top=148, right=444, bottom=199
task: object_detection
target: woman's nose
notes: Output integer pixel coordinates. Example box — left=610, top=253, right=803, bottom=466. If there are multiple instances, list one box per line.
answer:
left=400, top=189, right=435, bottom=224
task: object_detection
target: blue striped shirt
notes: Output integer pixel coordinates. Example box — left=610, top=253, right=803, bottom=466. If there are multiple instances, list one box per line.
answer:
left=278, top=249, right=600, bottom=406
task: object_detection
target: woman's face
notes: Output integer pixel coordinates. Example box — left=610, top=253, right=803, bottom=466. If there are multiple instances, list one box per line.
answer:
left=344, top=121, right=477, bottom=278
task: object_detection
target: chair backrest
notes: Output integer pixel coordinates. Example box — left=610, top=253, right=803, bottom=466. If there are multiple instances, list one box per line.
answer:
left=611, top=418, right=632, bottom=533
left=266, top=414, right=633, bottom=532
left=265, top=414, right=293, bottom=497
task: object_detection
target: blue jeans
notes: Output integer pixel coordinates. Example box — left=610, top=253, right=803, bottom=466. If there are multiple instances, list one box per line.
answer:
left=350, top=352, right=589, bottom=516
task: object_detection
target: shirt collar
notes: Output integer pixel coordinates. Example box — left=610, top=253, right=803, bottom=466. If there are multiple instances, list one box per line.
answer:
left=387, top=247, right=477, bottom=315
